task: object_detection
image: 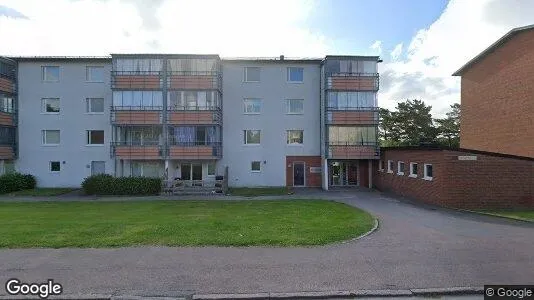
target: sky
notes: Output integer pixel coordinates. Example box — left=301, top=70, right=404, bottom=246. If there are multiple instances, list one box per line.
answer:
left=1, top=0, right=533, bottom=117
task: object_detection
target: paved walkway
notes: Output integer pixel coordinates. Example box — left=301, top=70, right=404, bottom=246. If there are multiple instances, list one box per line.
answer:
left=1, top=189, right=533, bottom=298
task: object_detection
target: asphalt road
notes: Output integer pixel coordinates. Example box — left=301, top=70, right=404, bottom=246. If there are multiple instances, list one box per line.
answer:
left=1, top=190, right=532, bottom=298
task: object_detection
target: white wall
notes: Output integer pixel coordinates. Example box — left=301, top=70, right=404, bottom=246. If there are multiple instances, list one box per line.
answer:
left=17, top=60, right=113, bottom=187
left=220, top=61, right=321, bottom=187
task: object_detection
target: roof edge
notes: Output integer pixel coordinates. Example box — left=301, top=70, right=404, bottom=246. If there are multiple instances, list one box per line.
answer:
left=380, top=145, right=534, bottom=161
left=452, top=24, right=534, bottom=76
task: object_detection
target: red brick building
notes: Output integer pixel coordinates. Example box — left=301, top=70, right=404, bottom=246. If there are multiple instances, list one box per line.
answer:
left=452, top=25, right=534, bottom=158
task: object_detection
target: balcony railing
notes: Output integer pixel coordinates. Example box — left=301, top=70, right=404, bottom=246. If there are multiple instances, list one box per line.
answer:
left=0, top=110, right=16, bottom=126
left=168, top=141, right=222, bottom=159
left=326, top=72, right=379, bottom=91
left=0, top=76, right=16, bottom=94
left=110, top=107, right=163, bottom=125
left=111, top=71, right=162, bottom=89
left=111, top=142, right=164, bottom=159
left=327, top=142, right=380, bottom=159
left=326, top=109, right=379, bottom=125
left=0, top=145, right=16, bottom=160
left=167, top=109, right=222, bottom=125
left=167, top=71, right=221, bottom=91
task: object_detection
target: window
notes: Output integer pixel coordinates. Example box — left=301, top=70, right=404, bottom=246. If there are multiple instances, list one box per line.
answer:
left=86, top=66, right=104, bottom=82
left=50, top=161, right=61, bottom=172
left=167, top=91, right=219, bottom=110
left=397, top=161, right=405, bottom=175
left=286, top=99, right=304, bottom=114
left=169, top=126, right=219, bottom=146
left=328, top=126, right=377, bottom=145
left=87, top=130, right=104, bottom=145
left=244, top=130, right=261, bottom=144
left=244, top=67, right=260, bottom=82
left=131, top=161, right=163, bottom=178
left=243, top=99, right=261, bottom=114
left=1, top=96, right=14, bottom=113
left=113, top=59, right=162, bottom=73
left=86, top=98, right=104, bottom=113
left=327, top=92, right=377, bottom=109
left=424, top=164, right=433, bottom=181
left=42, top=130, right=60, bottom=145
left=409, top=162, right=418, bottom=178
left=287, top=130, right=303, bottom=145
left=41, top=98, right=60, bottom=113
left=287, top=67, right=304, bottom=82
left=112, top=91, right=163, bottom=109
left=387, top=160, right=393, bottom=173
left=91, top=161, right=106, bottom=175
left=0, top=127, right=15, bottom=145
left=251, top=161, right=261, bottom=172
left=2, top=161, right=15, bottom=174
left=207, top=163, right=216, bottom=176
left=42, top=66, right=59, bottom=82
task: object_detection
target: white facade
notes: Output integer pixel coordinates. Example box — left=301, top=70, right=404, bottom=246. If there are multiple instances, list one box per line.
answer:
left=220, top=61, right=321, bottom=187
left=16, top=60, right=114, bottom=187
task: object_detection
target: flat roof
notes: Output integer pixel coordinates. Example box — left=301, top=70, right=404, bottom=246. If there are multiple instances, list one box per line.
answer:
left=452, top=24, right=534, bottom=76
left=9, top=56, right=111, bottom=62
left=111, top=53, right=220, bottom=59
left=222, top=56, right=322, bottom=63
left=380, top=145, right=534, bottom=161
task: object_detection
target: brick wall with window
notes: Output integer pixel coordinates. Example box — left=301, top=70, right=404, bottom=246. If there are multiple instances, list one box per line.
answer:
left=374, top=147, right=534, bottom=209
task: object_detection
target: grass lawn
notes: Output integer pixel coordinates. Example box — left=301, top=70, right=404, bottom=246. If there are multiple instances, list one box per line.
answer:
left=7, top=188, right=76, bottom=196
left=480, top=210, right=534, bottom=222
left=228, top=187, right=291, bottom=197
left=0, top=200, right=375, bottom=248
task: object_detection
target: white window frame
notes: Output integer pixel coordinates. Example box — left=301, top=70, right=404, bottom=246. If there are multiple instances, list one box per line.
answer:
left=243, top=130, right=261, bottom=145
left=286, top=130, right=304, bottom=145
left=42, top=66, right=59, bottom=82
left=42, top=130, right=60, bottom=146
left=423, top=164, right=433, bottom=181
left=86, top=130, right=105, bottom=146
left=86, top=98, right=105, bottom=114
left=86, top=66, right=105, bottom=83
left=397, top=161, right=405, bottom=176
left=287, top=67, right=304, bottom=83
left=409, top=162, right=418, bottom=178
left=286, top=99, right=304, bottom=114
left=251, top=161, right=261, bottom=172
left=41, top=98, right=60, bottom=114
left=379, top=160, right=384, bottom=172
left=244, top=67, right=260, bottom=82
left=91, top=161, right=106, bottom=175
left=387, top=160, right=394, bottom=173
left=50, top=161, right=61, bottom=173
left=243, top=98, right=261, bottom=114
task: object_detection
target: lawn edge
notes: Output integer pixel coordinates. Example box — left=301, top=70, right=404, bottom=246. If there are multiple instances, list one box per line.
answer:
left=459, top=209, right=534, bottom=223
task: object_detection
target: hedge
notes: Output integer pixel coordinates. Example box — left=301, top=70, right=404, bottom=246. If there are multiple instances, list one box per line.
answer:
left=0, top=173, right=37, bottom=194
left=82, top=174, right=162, bottom=195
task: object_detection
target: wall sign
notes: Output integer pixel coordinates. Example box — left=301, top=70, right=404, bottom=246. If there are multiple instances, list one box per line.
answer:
left=458, top=155, right=477, bottom=161
left=310, top=167, right=322, bottom=173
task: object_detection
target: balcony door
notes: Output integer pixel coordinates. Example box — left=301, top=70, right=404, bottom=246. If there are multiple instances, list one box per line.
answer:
left=180, top=163, right=203, bottom=181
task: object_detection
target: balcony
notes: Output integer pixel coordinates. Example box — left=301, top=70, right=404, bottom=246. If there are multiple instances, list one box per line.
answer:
left=167, top=71, right=221, bottom=91
left=168, top=142, right=222, bottom=160
left=326, top=73, right=379, bottom=91
left=326, top=109, right=378, bottom=125
left=327, top=143, right=380, bottom=160
left=110, top=108, right=163, bottom=125
left=167, top=108, right=222, bottom=125
left=111, top=142, right=163, bottom=160
left=0, top=76, right=16, bottom=94
left=111, top=71, right=162, bottom=89
left=0, top=111, right=15, bottom=126
left=0, top=145, right=15, bottom=160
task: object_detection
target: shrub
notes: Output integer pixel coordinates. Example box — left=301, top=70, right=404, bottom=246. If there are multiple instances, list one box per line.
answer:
left=0, top=173, right=37, bottom=194
left=82, top=175, right=162, bottom=195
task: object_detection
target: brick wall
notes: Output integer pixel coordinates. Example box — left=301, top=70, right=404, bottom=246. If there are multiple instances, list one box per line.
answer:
left=286, top=156, right=321, bottom=187
left=374, top=148, right=534, bottom=209
left=460, top=29, right=534, bottom=158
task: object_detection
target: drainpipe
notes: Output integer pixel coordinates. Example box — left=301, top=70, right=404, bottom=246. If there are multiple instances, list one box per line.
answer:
left=368, top=159, right=372, bottom=188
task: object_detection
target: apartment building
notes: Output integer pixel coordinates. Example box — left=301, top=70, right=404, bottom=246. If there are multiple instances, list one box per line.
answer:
left=0, top=57, right=17, bottom=174
left=1, top=54, right=381, bottom=189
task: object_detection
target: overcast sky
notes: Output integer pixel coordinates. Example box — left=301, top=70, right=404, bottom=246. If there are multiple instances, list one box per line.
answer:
left=1, top=0, right=533, bottom=116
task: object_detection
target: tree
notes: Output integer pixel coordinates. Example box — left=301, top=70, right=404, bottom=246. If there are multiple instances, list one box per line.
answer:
left=435, top=103, right=460, bottom=148
left=378, top=108, right=401, bottom=147
left=393, top=99, right=438, bottom=146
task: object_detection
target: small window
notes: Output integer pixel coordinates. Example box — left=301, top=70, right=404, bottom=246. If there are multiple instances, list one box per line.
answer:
left=3, top=161, right=15, bottom=174
left=251, top=161, right=261, bottom=172
left=286, top=99, right=304, bottom=114
left=50, top=161, right=61, bottom=172
left=86, top=98, right=105, bottom=113
left=244, top=130, right=261, bottom=144
left=424, top=164, right=433, bottom=181
left=409, top=162, right=418, bottom=177
left=42, top=66, right=59, bottom=82
left=91, top=161, right=106, bottom=175
left=387, top=160, right=393, bottom=173
left=86, top=66, right=104, bottom=82
left=42, top=130, right=60, bottom=145
left=287, top=67, right=304, bottom=82
left=243, top=99, right=261, bottom=114
left=207, top=163, right=216, bottom=176
left=287, top=130, right=303, bottom=145
left=41, top=98, right=60, bottom=113
left=397, top=161, right=405, bottom=175
left=87, top=130, right=104, bottom=145
left=244, top=67, right=260, bottom=82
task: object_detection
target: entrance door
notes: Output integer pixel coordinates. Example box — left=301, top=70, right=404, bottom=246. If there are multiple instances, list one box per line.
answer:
left=331, top=162, right=341, bottom=185
left=181, top=164, right=191, bottom=180
left=293, top=162, right=305, bottom=186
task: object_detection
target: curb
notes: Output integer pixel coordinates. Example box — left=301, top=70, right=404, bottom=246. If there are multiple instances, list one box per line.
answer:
left=339, top=217, right=380, bottom=245
left=457, top=209, right=534, bottom=224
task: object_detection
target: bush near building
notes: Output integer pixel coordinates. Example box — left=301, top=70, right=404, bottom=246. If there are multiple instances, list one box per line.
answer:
left=82, top=174, right=162, bottom=196
left=0, top=173, right=37, bottom=194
